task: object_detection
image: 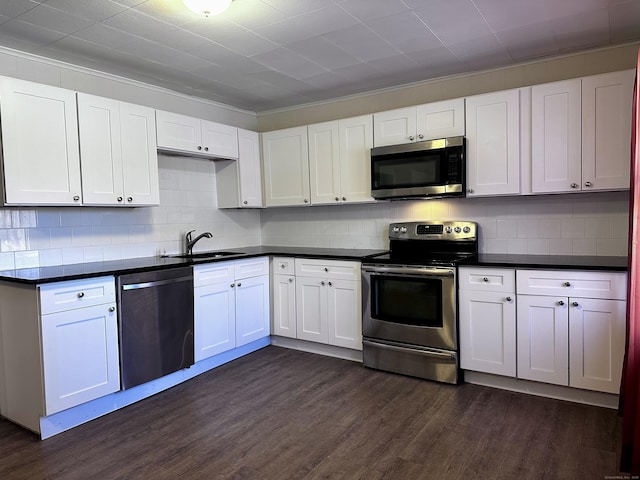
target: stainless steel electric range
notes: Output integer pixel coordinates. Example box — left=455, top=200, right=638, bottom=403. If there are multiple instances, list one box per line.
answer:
left=361, top=221, right=478, bottom=384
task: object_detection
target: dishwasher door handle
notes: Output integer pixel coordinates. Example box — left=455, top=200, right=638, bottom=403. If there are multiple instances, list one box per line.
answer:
left=121, top=275, right=193, bottom=291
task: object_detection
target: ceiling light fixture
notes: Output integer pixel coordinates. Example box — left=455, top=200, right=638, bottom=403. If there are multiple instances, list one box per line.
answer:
left=183, top=0, right=232, bottom=17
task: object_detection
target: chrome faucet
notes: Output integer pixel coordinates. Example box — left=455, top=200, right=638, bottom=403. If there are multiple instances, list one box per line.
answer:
left=185, top=230, right=213, bottom=255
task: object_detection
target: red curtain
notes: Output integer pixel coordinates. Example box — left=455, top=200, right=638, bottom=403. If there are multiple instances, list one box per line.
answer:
left=621, top=46, right=640, bottom=475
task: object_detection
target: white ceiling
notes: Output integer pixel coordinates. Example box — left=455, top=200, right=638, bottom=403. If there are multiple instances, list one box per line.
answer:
left=0, top=0, right=639, bottom=112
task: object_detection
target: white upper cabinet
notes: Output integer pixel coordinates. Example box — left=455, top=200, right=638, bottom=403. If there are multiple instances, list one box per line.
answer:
left=262, top=126, right=310, bottom=207
left=78, top=93, right=159, bottom=206
left=215, top=128, right=263, bottom=208
left=308, top=114, right=374, bottom=205
left=156, top=110, right=238, bottom=159
left=0, top=77, right=82, bottom=205
left=581, top=69, right=634, bottom=192
left=531, top=79, right=582, bottom=193
left=465, top=89, right=522, bottom=196
left=373, top=98, right=464, bottom=147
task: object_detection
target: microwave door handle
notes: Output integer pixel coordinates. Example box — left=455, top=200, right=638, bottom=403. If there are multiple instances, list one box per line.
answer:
left=362, top=266, right=454, bottom=277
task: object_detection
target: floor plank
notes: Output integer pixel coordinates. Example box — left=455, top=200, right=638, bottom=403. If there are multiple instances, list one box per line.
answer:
left=0, top=346, right=625, bottom=479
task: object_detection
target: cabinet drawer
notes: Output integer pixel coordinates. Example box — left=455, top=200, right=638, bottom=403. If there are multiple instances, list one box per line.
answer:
left=295, top=258, right=360, bottom=281
left=458, top=267, right=515, bottom=292
left=516, top=270, right=627, bottom=300
left=272, top=256, right=294, bottom=275
left=39, top=276, right=115, bottom=314
left=234, top=257, right=269, bottom=279
left=193, top=261, right=234, bottom=287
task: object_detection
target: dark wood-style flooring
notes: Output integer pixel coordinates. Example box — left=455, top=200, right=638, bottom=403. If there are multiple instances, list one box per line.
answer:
left=0, top=346, right=624, bottom=479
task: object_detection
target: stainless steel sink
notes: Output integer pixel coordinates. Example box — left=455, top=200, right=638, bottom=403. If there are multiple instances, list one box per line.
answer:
left=168, top=251, right=243, bottom=259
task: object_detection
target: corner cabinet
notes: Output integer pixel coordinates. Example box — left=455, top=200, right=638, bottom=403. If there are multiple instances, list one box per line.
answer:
left=262, top=126, right=310, bottom=207
left=0, top=77, right=83, bottom=205
left=194, top=257, right=270, bottom=362
left=156, top=110, right=239, bottom=159
left=78, top=93, right=159, bottom=206
left=216, top=128, right=263, bottom=208
left=0, top=277, right=120, bottom=434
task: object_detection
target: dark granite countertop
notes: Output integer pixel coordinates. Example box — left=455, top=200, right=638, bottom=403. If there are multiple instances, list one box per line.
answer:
left=0, top=246, right=389, bottom=285
left=461, top=253, right=628, bottom=272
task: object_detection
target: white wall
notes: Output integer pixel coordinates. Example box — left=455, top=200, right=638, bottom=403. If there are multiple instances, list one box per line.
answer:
left=260, top=191, right=629, bottom=257
left=0, top=48, right=262, bottom=269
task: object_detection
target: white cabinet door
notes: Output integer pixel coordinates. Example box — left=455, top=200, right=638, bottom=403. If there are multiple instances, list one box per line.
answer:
left=465, top=89, right=521, bottom=196
left=201, top=120, right=238, bottom=159
left=373, top=106, right=416, bottom=147
left=459, top=289, right=516, bottom=376
left=582, top=70, right=634, bottom=192
left=237, top=129, right=263, bottom=207
left=326, top=279, right=361, bottom=350
left=272, top=273, right=297, bottom=338
left=531, top=79, right=582, bottom=193
left=416, top=98, right=465, bottom=140
left=569, top=298, right=626, bottom=393
left=235, top=274, right=270, bottom=347
left=517, top=295, right=569, bottom=386
left=308, top=121, right=341, bottom=205
left=77, top=93, right=124, bottom=205
left=339, top=115, right=374, bottom=203
left=194, top=282, right=235, bottom=361
left=262, top=127, right=310, bottom=206
left=155, top=110, right=202, bottom=154
left=120, top=102, right=159, bottom=206
left=0, top=78, right=82, bottom=205
left=296, top=276, right=328, bottom=343
left=41, top=303, right=120, bottom=415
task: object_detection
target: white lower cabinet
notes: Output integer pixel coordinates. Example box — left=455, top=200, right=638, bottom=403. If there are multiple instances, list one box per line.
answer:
left=516, top=269, right=627, bottom=393
left=0, top=276, right=119, bottom=433
left=458, top=267, right=517, bottom=376
left=194, top=257, right=269, bottom=362
left=270, top=257, right=362, bottom=351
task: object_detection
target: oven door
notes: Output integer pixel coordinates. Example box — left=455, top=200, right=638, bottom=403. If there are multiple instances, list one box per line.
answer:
left=362, top=264, right=456, bottom=351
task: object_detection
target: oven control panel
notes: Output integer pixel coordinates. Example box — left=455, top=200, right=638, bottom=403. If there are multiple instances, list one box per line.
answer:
left=389, top=221, right=476, bottom=240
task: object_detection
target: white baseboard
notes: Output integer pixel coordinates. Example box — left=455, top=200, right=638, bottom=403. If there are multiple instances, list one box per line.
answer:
left=464, top=370, right=619, bottom=409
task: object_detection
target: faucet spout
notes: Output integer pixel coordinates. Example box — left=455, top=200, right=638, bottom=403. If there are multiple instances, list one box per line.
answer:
left=185, top=230, right=213, bottom=255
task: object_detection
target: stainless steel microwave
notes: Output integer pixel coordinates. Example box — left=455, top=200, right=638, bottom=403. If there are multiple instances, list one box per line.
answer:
left=370, top=136, right=466, bottom=200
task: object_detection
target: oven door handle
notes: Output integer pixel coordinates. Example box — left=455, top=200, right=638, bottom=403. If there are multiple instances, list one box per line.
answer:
left=362, top=266, right=454, bottom=277
left=363, top=339, right=456, bottom=360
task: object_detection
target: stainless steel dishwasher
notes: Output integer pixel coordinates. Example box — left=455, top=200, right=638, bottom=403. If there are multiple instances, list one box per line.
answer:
left=117, top=267, right=194, bottom=390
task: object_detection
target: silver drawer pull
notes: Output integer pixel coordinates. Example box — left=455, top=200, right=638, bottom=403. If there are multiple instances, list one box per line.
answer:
left=77, top=292, right=84, bottom=298
left=505, top=296, right=512, bottom=302
left=558, top=300, right=565, bottom=306
left=483, top=277, right=489, bottom=282
left=572, top=301, right=579, bottom=307
left=563, top=282, right=571, bottom=287
left=109, top=306, right=115, bottom=312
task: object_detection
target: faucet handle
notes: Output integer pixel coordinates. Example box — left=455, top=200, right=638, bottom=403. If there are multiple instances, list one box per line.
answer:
left=186, top=229, right=196, bottom=241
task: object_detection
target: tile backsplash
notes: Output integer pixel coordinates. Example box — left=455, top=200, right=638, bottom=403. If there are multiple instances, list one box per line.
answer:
left=0, top=155, right=262, bottom=270
left=260, top=191, right=630, bottom=257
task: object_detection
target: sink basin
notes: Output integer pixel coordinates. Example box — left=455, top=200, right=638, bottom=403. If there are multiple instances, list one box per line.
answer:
left=168, top=251, right=243, bottom=259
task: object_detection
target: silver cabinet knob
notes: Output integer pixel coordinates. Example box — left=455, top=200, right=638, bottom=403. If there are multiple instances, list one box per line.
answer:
left=563, top=282, right=571, bottom=287
left=230, top=283, right=235, bottom=288
left=321, top=281, right=325, bottom=286
left=418, top=134, right=424, bottom=139
left=324, top=267, right=328, bottom=272
left=303, top=198, right=308, bottom=203
left=335, top=197, right=340, bottom=201
left=243, top=200, right=248, bottom=205
left=204, top=146, right=209, bottom=152
left=73, top=195, right=80, bottom=201
left=280, top=264, right=286, bottom=269
left=572, top=301, right=579, bottom=307
left=584, top=181, right=592, bottom=187
left=342, top=196, right=346, bottom=201
left=558, top=300, right=565, bottom=306
left=468, top=188, right=474, bottom=194
left=483, top=277, right=489, bottom=282
left=408, top=135, right=415, bottom=141
left=127, top=197, right=133, bottom=202
left=571, top=183, right=579, bottom=188
left=117, top=196, right=123, bottom=202
left=328, top=281, right=333, bottom=286
left=109, top=306, right=115, bottom=312
left=288, top=277, right=293, bottom=283
left=77, top=292, right=84, bottom=298
left=505, top=296, right=512, bottom=302
left=197, top=145, right=202, bottom=150
left=237, top=282, right=241, bottom=287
